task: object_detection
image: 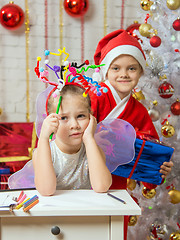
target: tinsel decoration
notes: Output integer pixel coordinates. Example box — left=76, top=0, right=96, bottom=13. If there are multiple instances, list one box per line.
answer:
left=59, top=0, right=63, bottom=64
left=81, top=15, right=84, bottom=63
left=25, top=0, right=30, bottom=122
left=121, top=0, right=125, bottom=29
left=104, top=0, right=107, bottom=36
left=44, top=0, right=48, bottom=88
left=45, top=0, right=48, bottom=53
left=148, top=51, right=164, bottom=77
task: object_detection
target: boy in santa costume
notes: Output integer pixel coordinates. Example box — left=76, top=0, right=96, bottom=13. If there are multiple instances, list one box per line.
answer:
left=90, top=29, right=173, bottom=240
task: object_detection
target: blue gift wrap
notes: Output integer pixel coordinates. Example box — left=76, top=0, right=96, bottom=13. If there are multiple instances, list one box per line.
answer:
left=112, top=138, right=174, bottom=185
left=0, top=168, right=10, bottom=174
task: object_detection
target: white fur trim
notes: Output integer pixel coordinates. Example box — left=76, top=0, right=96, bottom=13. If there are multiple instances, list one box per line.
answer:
left=104, top=80, right=131, bottom=120
left=101, top=45, right=146, bottom=80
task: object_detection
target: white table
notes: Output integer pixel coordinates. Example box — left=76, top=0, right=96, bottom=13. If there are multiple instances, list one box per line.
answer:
left=0, top=189, right=141, bottom=240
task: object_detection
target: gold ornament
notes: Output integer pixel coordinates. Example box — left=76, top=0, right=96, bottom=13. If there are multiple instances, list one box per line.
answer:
left=169, top=231, right=180, bottom=240
left=168, top=187, right=180, bottom=204
left=140, top=0, right=153, bottom=11
left=142, top=187, right=156, bottom=199
left=127, top=179, right=136, bottom=191
left=139, top=23, right=152, bottom=37
left=104, top=0, right=107, bottom=36
left=128, top=215, right=138, bottom=226
left=59, top=0, right=64, bottom=65
left=161, top=121, right=175, bottom=138
left=0, top=107, right=2, bottom=115
left=25, top=0, right=30, bottom=122
left=132, top=90, right=145, bottom=101
left=166, top=0, right=180, bottom=10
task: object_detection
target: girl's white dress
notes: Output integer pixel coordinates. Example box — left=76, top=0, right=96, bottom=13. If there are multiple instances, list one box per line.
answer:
left=50, top=141, right=91, bottom=190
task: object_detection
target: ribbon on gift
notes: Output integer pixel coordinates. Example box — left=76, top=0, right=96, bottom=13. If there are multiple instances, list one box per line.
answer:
left=135, top=128, right=154, bottom=141
left=128, top=140, right=146, bottom=179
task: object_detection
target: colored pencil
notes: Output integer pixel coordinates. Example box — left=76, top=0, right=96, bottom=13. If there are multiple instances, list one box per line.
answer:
left=23, top=195, right=39, bottom=208
left=15, top=198, right=30, bottom=209
left=107, top=193, right=126, bottom=204
left=18, top=194, right=27, bottom=204
left=23, top=199, right=39, bottom=212
left=17, top=191, right=24, bottom=202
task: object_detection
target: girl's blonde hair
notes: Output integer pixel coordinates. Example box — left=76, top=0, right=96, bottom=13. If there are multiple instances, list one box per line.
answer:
left=47, top=84, right=91, bottom=114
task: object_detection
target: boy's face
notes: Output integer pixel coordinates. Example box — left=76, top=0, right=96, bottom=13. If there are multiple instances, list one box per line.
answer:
left=106, top=54, right=143, bottom=100
left=55, top=94, right=90, bottom=154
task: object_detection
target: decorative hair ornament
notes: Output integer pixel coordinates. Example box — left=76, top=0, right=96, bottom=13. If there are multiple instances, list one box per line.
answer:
left=34, top=47, right=108, bottom=101
left=34, top=48, right=108, bottom=139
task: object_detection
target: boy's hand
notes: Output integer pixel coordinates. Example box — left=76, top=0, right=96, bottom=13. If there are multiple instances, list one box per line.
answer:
left=83, top=114, right=97, bottom=142
left=160, top=160, right=174, bottom=178
left=40, top=113, right=60, bottom=139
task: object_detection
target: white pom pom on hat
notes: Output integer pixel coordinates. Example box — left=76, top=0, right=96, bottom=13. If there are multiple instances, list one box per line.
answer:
left=94, top=29, right=146, bottom=80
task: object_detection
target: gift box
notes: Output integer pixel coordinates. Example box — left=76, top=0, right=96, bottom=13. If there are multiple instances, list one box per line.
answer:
left=0, top=122, right=37, bottom=189
left=0, top=168, right=10, bottom=190
left=94, top=119, right=175, bottom=186
left=112, top=138, right=174, bottom=185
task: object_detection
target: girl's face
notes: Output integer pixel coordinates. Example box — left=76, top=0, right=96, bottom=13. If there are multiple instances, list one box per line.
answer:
left=106, top=54, right=143, bottom=100
left=55, top=94, right=90, bottom=154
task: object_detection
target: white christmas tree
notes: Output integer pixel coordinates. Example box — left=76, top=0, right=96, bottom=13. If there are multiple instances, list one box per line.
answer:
left=127, top=1, right=180, bottom=239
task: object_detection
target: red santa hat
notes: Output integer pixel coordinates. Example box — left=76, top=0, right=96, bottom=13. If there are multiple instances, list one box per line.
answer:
left=94, top=29, right=146, bottom=80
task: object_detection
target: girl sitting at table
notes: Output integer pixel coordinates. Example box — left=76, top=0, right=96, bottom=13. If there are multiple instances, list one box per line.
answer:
left=32, top=83, right=112, bottom=196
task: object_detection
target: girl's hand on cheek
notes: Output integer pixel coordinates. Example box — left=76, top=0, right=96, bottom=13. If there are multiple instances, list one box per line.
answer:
left=83, top=115, right=97, bottom=142
left=40, top=113, right=60, bottom=139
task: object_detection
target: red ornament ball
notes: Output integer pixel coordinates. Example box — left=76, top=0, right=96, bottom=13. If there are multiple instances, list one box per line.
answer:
left=158, top=81, right=174, bottom=99
left=150, top=35, right=161, bottom=47
left=64, top=0, right=89, bottom=18
left=173, top=18, right=180, bottom=31
left=171, top=99, right=180, bottom=115
left=0, top=2, right=24, bottom=30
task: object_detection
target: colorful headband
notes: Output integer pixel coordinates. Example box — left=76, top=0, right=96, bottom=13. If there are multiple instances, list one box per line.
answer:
left=34, top=48, right=108, bottom=139
left=34, top=48, right=108, bottom=98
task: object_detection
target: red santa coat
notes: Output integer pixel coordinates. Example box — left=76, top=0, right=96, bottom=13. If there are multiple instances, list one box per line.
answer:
left=90, top=82, right=159, bottom=190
